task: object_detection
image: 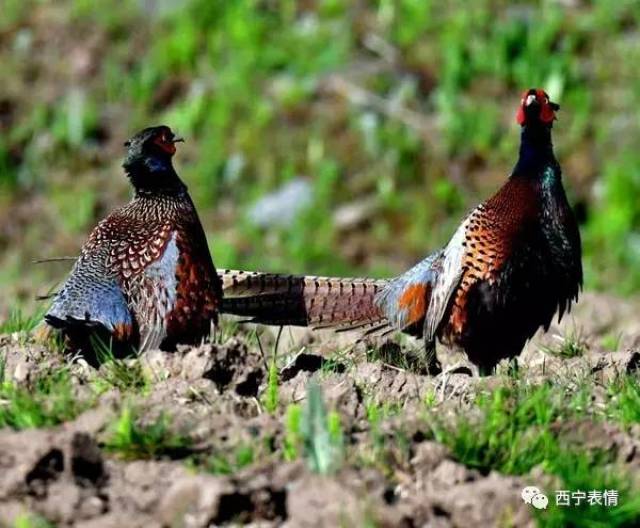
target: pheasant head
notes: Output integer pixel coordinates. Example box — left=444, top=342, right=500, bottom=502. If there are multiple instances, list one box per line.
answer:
left=516, top=89, right=560, bottom=128
left=122, top=125, right=186, bottom=194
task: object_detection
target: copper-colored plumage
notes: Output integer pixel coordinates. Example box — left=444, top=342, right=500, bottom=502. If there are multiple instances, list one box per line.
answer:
left=445, top=178, right=539, bottom=339
left=220, top=270, right=386, bottom=329
left=219, top=89, right=582, bottom=375
left=397, top=283, right=429, bottom=327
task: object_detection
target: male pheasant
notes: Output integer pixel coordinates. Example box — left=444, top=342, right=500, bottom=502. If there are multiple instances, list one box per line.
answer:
left=45, top=126, right=221, bottom=354
left=220, top=89, right=582, bottom=374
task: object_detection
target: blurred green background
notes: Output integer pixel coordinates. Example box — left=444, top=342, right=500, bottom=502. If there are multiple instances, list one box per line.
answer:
left=1, top=0, right=639, bottom=322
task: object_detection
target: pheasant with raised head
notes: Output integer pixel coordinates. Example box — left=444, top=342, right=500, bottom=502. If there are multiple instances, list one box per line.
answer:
left=220, top=89, right=582, bottom=374
left=45, top=126, right=221, bottom=354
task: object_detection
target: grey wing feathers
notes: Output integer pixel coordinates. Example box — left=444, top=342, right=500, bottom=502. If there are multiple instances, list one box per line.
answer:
left=45, top=247, right=132, bottom=333
left=374, top=251, right=443, bottom=331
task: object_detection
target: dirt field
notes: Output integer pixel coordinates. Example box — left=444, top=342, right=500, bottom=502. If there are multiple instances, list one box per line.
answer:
left=1, top=292, right=640, bottom=527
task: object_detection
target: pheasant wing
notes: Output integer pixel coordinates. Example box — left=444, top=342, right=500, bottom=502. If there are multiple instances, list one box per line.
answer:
left=45, top=244, right=134, bottom=340
left=374, top=251, right=443, bottom=333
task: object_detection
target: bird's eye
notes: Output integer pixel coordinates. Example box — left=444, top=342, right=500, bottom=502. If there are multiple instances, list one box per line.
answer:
left=124, top=140, right=131, bottom=147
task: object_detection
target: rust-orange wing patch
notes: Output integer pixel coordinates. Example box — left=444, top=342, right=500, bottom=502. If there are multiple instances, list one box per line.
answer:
left=112, top=322, right=135, bottom=342
left=397, top=283, right=430, bottom=327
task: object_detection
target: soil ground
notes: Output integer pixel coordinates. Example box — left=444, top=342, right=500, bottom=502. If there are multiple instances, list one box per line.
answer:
left=1, top=292, right=640, bottom=527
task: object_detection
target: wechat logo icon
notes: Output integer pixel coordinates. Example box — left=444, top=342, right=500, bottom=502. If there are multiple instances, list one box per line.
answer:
left=522, top=486, right=549, bottom=510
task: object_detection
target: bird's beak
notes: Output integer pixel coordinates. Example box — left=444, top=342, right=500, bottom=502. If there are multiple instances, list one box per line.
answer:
left=172, top=136, right=185, bottom=143
left=550, top=102, right=560, bottom=111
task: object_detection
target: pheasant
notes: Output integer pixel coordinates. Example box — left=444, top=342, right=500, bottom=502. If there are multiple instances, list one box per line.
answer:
left=45, top=126, right=221, bottom=355
left=220, top=89, right=582, bottom=374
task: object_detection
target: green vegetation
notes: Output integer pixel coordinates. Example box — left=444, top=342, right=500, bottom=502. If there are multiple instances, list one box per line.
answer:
left=203, top=444, right=256, bottom=476
left=93, top=355, right=148, bottom=394
left=601, top=332, right=623, bottom=352
left=366, top=342, right=421, bottom=371
left=302, top=379, right=343, bottom=474
left=0, top=309, right=46, bottom=335
left=430, top=376, right=640, bottom=526
left=432, top=382, right=585, bottom=474
left=365, top=399, right=402, bottom=456
left=103, top=406, right=192, bottom=460
left=12, top=513, right=55, bottom=528
left=541, top=327, right=588, bottom=359
left=0, top=365, right=90, bottom=430
left=283, top=403, right=303, bottom=461
left=541, top=450, right=640, bottom=527
left=1, top=335, right=639, bottom=525
left=1, top=0, right=640, bottom=316
left=262, top=352, right=280, bottom=414
left=91, top=338, right=149, bottom=393
left=606, top=375, right=640, bottom=426
left=1, top=2, right=640, bottom=525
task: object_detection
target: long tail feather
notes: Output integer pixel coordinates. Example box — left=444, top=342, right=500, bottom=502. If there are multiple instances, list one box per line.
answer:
left=219, top=269, right=390, bottom=330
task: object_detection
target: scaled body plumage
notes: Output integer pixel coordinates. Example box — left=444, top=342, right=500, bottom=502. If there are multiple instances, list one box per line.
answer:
left=46, top=126, right=221, bottom=354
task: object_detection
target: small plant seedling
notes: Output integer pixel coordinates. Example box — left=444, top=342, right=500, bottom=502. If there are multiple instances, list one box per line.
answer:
left=283, top=403, right=302, bottom=461
left=430, top=376, right=640, bottom=525
left=302, top=379, right=342, bottom=474
left=13, top=512, right=55, bottom=528
left=204, top=444, right=256, bottom=475
left=103, top=406, right=191, bottom=460
left=213, top=318, right=241, bottom=345
left=424, top=388, right=437, bottom=408
left=541, top=327, right=588, bottom=358
left=601, top=332, right=622, bottom=352
left=327, top=410, right=344, bottom=456
left=91, top=336, right=148, bottom=393
left=262, top=352, right=279, bottom=414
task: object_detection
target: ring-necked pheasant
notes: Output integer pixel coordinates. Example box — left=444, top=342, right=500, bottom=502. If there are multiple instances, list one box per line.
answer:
left=45, top=126, right=221, bottom=355
left=220, top=89, right=582, bottom=374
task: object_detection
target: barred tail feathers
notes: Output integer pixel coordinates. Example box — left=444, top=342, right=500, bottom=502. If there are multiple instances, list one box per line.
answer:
left=219, top=269, right=390, bottom=329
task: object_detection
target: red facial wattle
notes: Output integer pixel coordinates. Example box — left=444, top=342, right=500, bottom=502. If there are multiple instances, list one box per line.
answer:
left=516, top=104, right=527, bottom=125
left=515, top=89, right=557, bottom=125
left=153, top=134, right=177, bottom=155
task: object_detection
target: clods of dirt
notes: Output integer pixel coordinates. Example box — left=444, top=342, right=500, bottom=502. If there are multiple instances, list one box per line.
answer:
left=2, top=292, right=640, bottom=526
left=140, top=338, right=265, bottom=398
